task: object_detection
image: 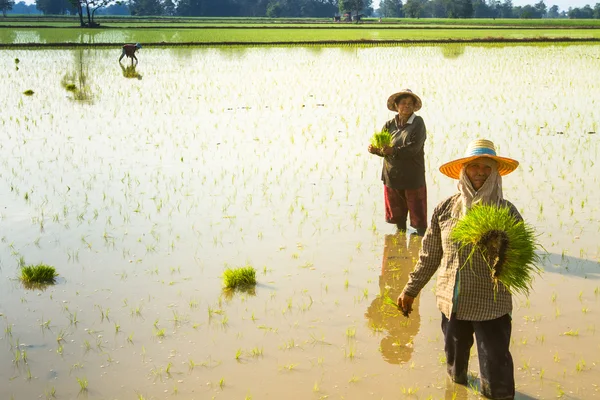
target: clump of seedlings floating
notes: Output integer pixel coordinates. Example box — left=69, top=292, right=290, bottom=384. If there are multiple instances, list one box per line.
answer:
left=223, top=265, right=257, bottom=290
left=370, top=129, right=391, bottom=149
left=451, top=204, right=541, bottom=295
left=20, top=263, right=58, bottom=288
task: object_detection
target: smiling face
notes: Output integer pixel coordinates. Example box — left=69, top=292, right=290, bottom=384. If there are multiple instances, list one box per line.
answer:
left=395, top=95, right=416, bottom=118
left=465, top=158, right=493, bottom=190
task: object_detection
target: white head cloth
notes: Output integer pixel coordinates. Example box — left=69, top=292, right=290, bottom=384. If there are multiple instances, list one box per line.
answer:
left=451, top=158, right=503, bottom=218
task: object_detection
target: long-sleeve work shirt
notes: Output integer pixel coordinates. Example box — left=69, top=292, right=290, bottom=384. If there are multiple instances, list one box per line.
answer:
left=380, top=113, right=426, bottom=190
left=402, top=194, right=523, bottom=321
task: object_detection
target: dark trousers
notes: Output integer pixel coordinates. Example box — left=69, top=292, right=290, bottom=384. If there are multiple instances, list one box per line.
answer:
left=383, top=185, right=427, bottom=231
left=441, top=313, right=515, bottom=400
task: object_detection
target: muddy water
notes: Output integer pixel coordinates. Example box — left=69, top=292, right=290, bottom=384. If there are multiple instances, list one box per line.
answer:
left=1, top=45, right=599, bottom=399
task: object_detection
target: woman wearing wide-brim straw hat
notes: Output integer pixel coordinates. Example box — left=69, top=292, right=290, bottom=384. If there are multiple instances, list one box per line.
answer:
left=397, top=139, right=521, bottom=400
left=368, top=89, right=428, bottom=236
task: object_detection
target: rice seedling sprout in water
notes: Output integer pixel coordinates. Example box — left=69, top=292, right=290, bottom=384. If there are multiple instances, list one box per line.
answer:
left=451, top=204, right=541, bottom=296
left=20, top=263, right=58, bottom=286
left=223, top=265, right=256, bottom=289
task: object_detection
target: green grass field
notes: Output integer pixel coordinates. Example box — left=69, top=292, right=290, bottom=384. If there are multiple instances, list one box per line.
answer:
left=2, top=16, right=600, bottom=27
left=1, top=16, right=600, bottom=45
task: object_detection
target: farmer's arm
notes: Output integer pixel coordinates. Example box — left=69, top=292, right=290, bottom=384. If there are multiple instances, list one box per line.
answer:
left=399, top=204, right=443, bottom=304
left=383, top=117, right=426, bottom=157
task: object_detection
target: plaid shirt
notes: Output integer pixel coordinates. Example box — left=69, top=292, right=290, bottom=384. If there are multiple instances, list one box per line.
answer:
left=402, top=194, right=523, bottom=321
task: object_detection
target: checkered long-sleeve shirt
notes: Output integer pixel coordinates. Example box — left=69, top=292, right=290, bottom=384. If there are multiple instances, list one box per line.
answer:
left=402, top=194, right=523, bottom=321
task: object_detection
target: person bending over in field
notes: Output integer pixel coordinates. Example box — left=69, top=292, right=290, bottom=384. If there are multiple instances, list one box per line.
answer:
left=119, top=43, right=142, bottom=66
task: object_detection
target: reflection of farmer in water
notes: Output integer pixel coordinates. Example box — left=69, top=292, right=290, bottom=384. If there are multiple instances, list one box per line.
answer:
left=119, top=63, right=142, bottom=80
left=364, top=233, right=421, bottom=364
left=119, top=43, right=141, bottom=65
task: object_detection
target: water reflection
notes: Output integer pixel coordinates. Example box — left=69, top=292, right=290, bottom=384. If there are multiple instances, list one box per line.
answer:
left=440, top=44, right=465, bottom=59
left=364, top=233, right=421, bottom=364
left=221, top=285, right=257, bottom=301
left=61, top=49, right=93, bottom=102
left=120, top=64, right=143, bottom=80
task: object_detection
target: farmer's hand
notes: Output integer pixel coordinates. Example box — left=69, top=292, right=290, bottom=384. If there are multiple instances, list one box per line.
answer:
left=381, top=146, right=394, bottom=156
left=397, top=292, right=415, bottom=317
left=368, top=145, right=381, bottom=155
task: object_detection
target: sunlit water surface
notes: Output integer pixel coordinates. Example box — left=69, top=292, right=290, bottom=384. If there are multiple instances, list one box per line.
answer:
left=1, top=45, right=599, bottom=399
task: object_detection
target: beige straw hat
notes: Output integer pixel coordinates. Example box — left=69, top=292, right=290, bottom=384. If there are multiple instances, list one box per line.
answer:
left=386, top=89, right=422, bottom=112
left=439, top=139, right=519, bottom=179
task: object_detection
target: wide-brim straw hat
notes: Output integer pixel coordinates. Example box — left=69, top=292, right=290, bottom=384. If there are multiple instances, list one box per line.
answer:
left=439, top=139, right=519, bottom=179
left=387, top=89, right=422, bottom=112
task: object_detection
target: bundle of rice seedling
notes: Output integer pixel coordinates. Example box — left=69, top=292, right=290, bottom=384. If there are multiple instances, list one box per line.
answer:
left=451, top=204, right=541, bottom=296
left=223, top=265, right=257, bottom=290
left=370, top=130, right=392, bottom=149
left=20, top=263, right=57, bottom=288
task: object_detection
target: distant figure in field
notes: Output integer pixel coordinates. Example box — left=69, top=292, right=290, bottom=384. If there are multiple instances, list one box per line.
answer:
left=119, top=43, right=142, bottom=65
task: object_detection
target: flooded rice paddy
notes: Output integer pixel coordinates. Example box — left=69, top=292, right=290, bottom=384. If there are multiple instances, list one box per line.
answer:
left=1, top=45, right=599, bottom=399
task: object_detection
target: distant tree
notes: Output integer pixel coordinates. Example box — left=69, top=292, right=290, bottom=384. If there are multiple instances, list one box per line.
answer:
left=518, top=4, right=536, bottom=18
left=80, top=0, right=115, bottom=25
left=381, top=0, right=402, bottom=17
left=130, top=0, right=163, bottom=15
left=429, top=0, right=446, bottom=17
left=472, top=0, right=490, bottom=17
left=265, top=0, right=282, bottom=16
left=7, top=0, right=41, bottom=13
left=581, top=4, right=594, bottom=17
left=161, top=0, right=174, bottom=14
left=96, top=1, right=129, bottom=13
left=403, top=0, right=425, bottom=17
left=533, top=0, right=546, bottom=17
left=445, top=0, right=472, bottom=17
left=338, top=0, right=372, bottom=19
left=1, top=0, right=15, bottom=16
left=594, top=3, right=600, bottom=18
left=547, top=4, right=559, bottom=18
left=175, top=0, right=202, bottom=16
left=36, top=0, right=74, bottom=14
left=498, top=0, right=512, bottom=17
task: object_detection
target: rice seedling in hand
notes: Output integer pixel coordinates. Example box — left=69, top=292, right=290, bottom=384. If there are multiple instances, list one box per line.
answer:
left=223, top=265, right=256, bottom=290
left=382, top=294, right=409, bottom=317
left=370, top=129, right=391, bottom=150
left=451, top=204, right=541, bottom=296
left=20, top=264, right=58, bottom=288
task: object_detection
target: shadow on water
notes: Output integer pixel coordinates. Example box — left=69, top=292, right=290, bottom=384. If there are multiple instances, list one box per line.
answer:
left=119, top=64, right=142, bottom=80
left=364, top=233, right=421, bottom=364
left=540, top=252, right=600, bottom=279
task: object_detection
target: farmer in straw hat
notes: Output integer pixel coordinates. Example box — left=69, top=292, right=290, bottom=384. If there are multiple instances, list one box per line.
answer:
left=397, top=139, right=521, bottom=400
left=368, top=89, right=428, bottom=236
left=119, top=43, right=142, bottom=66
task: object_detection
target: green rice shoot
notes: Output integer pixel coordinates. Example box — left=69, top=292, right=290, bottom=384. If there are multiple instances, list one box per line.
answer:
left=223, top=265, right=257, bottom=289
left=20, top=264, right=58, bottom=285
left=370, top=130, right=391, bottom=149
left=451, top=204, right=541, bottom=296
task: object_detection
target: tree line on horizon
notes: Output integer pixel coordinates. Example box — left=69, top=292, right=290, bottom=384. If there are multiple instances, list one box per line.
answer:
left=2, top=0, right=600, bottom=21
